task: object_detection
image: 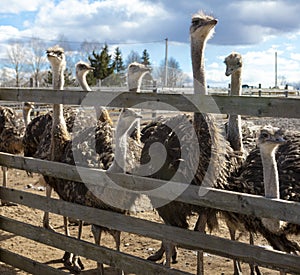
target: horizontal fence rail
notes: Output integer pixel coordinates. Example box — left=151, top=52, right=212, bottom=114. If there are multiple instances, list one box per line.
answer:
left=0, top=216, right=191, bottom=275
left=1, top=153, right=300, bottom=225
left=1, top=87, right=299, bottom=274
left=1, top=189, right=300, bottom=274
left=0, top=248, right=66, bottom=275
left=1, top=87, right=300, bottom=118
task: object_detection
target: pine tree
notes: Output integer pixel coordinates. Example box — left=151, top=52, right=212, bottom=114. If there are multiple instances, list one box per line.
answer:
left=113, top=47, right=125, bottom=73
left=141, top=49, right=151, bottom=65
left=88, top=43, right=114, bottom=85
left=44, top=68, right=75, bottom=87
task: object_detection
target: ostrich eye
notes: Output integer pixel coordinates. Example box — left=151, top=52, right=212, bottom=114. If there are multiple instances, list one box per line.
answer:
left=192, top=18, right=200, bottom=25
left=260, top=132, right=269, bottom=139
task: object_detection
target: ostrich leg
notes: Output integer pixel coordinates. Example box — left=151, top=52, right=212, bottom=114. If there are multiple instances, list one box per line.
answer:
left=1, top=167, right=16, bottom=206
left=43, top=183, right=53, bottom=229
left=194, top=212, right=208, bottom=275
left=227, top=225, right=242, bottom=275
left=62, top=218, right=84, bottom=272
left=92, top=225, right=105, bottom=275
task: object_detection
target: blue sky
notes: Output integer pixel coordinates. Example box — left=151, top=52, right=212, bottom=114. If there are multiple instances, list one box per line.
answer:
left=1, top=0, right=300, bottom=87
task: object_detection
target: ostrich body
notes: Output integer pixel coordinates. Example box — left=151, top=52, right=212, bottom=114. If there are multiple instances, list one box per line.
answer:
left=0, top=103, right=33, bottom=205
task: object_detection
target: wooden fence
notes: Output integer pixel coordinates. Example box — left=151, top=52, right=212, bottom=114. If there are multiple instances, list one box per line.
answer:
left=0, top=87, right=300, bottom=274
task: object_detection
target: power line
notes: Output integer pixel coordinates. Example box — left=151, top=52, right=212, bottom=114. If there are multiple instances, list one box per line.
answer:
left=0, top=31, right=165, bottom=46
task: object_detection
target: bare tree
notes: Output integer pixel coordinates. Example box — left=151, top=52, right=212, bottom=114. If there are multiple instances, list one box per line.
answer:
left=80, top=40, right=100, bottom=60
left=125, top=50, right=141, bottom=67
left=153, top=57, right=185, bottom=88
left=56, top=34, right=76, bottom=76
left=6, top=42, right=27, bottom=87
left=27, top=37, right=47, bottom=87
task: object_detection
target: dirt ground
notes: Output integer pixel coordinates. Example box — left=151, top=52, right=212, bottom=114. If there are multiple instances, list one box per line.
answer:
left=1, top=115, right=300, bottom=275
left=1, top=168, right=298, bottom=275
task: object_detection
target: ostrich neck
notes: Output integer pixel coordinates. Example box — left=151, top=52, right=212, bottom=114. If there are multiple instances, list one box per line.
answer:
left=260, top=148, right=280, bottom=199
left=109, top=128, right=127, bottom=173
left=51, top=63, right=69, bottom=161
left=128, top=72, right=147, bottom=92
left=191, top=38, right=207, bottom=95
left=78, top=73, right=91, bottom=91
left=23, top=109, right=31, bottom=127
left=231, top=68, right=242, bottom=96
left=227, top=68, right=243, bottom=152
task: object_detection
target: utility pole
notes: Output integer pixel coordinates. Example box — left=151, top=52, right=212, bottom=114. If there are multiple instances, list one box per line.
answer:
left=164, top=38, right=168, bottom=87
left=275, top=51, right=278, bottom=88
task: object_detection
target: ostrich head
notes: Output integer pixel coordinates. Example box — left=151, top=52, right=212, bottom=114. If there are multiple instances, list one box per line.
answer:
left=190, top=11, right=218, bottom=42
left=46, top=45, right=66, bottom=69
left=23, top=102, right=34, bottom=113
left=23, top=102, right=34, bottom=127
left=46, top=45, right=66, bottom=89
left=76, top=61, right=94, bottom=83
left=257, top=125, right=286, bottom=153
left=127, top=62, right=151, bottom=92
left=224, top=52, right=243, bottom=76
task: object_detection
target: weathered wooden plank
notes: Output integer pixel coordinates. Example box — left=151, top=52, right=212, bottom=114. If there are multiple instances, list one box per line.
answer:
left=0, top=216, right=191, bottom=275
left=1, top=195, right=300, bottom=274
left=1, top=153, right=300, bottom=225
left=0, top=87, right=299, bottom=118
left=0, top=248, right=66, bottom=275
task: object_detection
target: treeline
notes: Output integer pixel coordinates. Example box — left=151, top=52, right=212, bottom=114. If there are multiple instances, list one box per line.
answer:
left=1, top=37, right=190, bottom=88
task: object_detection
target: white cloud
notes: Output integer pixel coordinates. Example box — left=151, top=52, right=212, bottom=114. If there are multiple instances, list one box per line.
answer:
left=1, top=0, right=44, bottom=13
left=29, top=0, right=171, bottom=43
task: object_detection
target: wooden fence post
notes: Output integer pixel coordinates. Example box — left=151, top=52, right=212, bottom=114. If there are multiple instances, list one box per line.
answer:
left=285, top=84, right=288, bottom=97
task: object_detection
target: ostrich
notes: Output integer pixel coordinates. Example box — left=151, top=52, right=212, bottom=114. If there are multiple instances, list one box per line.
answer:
left=90, top=108, right=143, bottom=274
left=224, top=126, right=300, bottom=274
left=139, top=11, right=238, bottom=274
left=0, top=103, right=34, bottom=205
left=224, top=52, right=256, bottom=274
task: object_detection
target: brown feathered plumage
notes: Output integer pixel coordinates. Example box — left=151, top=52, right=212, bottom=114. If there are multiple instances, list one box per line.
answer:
left=0, top=106, right=24, bottom=154
left=226, top=130, right=300, bottom=242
